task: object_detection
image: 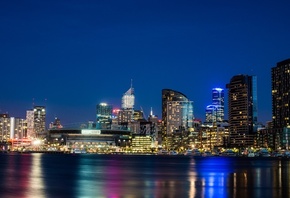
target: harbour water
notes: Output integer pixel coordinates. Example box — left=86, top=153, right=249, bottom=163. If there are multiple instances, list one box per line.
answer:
left=0, top=153, right=289, bottom=198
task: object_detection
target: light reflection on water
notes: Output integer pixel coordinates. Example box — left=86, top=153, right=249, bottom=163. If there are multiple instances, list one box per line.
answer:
left=0, top=154, right=290, bottom=198
left=27, top=153, right=45, bottom=198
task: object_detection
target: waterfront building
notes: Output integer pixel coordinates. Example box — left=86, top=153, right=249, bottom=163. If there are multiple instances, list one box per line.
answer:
left=226, top=75, right=258, bottom=147
left=96, top=103, right=113, bottom=129
left=161, top=89, right=194, bottom=149
left=0, top=114, right=28, bottom=150
left=131, top=135, right=154, bottom=153
left=272, top=58, right=290, bottom=149
left=33, top=106, right=46, bottom=138
left=26, top=110, right=34, bottom=138
left=48, top=128, right=132, bottom=153
left=0, top=114, right=10, bottom=141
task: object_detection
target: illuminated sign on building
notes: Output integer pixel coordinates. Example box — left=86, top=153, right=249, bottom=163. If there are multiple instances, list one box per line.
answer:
left=81, top=129, right=101, bottom=135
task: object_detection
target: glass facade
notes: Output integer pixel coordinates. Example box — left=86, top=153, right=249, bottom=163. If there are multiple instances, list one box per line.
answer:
left=121, top=87, right=135, bottom=109
left=272, top=59, right=290, bottom=129
left=212, top=88, right=225, bottom=122
left=205, top=105, right=217, bottom=123
left=162, top=89, right=194, bottom=143
left=33, top=106, right=46, bottom=137
left=226, top=75, right=257, bottom=135
left=96, top=103, right=113, bottom=129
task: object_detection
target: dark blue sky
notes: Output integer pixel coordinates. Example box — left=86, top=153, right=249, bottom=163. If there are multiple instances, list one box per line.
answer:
left=1, top=0, right=290, bottom=126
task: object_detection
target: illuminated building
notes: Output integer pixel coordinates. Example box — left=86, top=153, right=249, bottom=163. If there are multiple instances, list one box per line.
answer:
left=117, top=109, right=133, bottom=130
left=121, top=82, right=134, bottom=110
left=26, top=110, right=34, bottom=138
left=49, top=117, right=63, bottom=129
left=226, top=75, right=258, bottom=147
left=133, top=110, right=144, bottom=121
left=0, top=114, right=10, bottom=141
left=205, top=88, right=224, bottom=124
left=162, top=89, right=194, bottom=147
left=118, top=83, right=135, bottom=129
left=212, top=88, right=224, bottom=122
left=272, top=59, right=290, bottom=129
left=272, top=58, right=290, bottom=149
left=33, top=106, right=46, bottom=137
left=205, top=105, right=218, bottom=123
left=48, top=128, right=132, bottom=152
left=0, top=114, right=27, bottom=148
left=96, top=103, right=113, bottom=129
left=9, top=117, right=27, bottom=140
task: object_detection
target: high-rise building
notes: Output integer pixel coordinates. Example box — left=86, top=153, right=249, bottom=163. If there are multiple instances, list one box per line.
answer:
left=121, top=82, right=135, bottom=110
left=212, top=88, right=225, bottom=122
left=205, top=88, right=225, bottom=124
left=161, top=89, right=194, bottom=144
left=96, top=103, right=112, bottom=129
left=205, top=105, right=217, bottom=123
left=0, top=114, right=27, bottom=141
left=226, top=75, right=258, bottom=146
left=33, top=106, right=46, bottom=137
left=272, top=58, right=290, bottom=129
left=26, top=110, right=34, bottom=138
left=272, top=59, right=290, bottom=149
left=118, top=83, right=135, bottom=129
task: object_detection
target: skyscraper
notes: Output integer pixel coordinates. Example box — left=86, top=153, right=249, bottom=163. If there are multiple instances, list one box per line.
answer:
left=212, top=88, right=225, bottom=122
left=272, top=59, right=290, bottom=129
left=33, top=106, right=46, bottom=137
left=118, top=82, right=135, bottom=129
left=272, top=59, right=290, bottom=149
left=121, top=81, right=135, bottom=110
left=226, top=75, right=258, bottom=146
left=205, top=88, right=225, bottom=124
left=96, top=103, right=112, bottom=129
left=161, top=89, right=194, bottom=143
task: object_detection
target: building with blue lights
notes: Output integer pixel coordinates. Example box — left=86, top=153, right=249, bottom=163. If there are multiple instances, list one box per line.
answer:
left=205, top=88, right=225, bottom=124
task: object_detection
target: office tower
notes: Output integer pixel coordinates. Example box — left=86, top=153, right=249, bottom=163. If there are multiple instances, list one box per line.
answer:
left=212, top=88, right=225, bottom=122
left=118, top=83, right=135, bottom=129
left=33, top=106, right=46, bottom=137
left=272, top=59, right=290, bottom=129
left=205, top=105, right=217, bottom=123
left=96, top=103, right=113, bottom=129
left=162, top=89, right=194, bottom=142
left=121, top=82, right=135, bottom=110
left=226, top=75, right=258, bottom=146
left=26, top=110, right=34, bottom=138
left=0, top=114, right=10, bottom=140
left=272, top=59, right=290, bottom=149
left=9, top=118, right=26, bottom=139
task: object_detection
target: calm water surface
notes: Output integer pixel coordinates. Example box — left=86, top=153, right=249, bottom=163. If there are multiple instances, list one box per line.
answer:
left=0, top=153, right=289, bottom=198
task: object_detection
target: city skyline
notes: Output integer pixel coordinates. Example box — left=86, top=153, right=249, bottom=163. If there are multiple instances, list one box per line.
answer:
left=1, top=1, right=290, bottom=125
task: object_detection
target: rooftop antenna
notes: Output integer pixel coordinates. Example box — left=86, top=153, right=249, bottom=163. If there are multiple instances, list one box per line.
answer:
left=150, top=107, right=153, bottom=116
left=32, top=98, right=35, bottom=108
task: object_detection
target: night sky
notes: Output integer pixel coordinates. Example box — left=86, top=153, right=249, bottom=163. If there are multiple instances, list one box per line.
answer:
left=1, top=0, right=290, bottom=126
